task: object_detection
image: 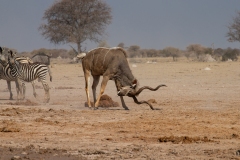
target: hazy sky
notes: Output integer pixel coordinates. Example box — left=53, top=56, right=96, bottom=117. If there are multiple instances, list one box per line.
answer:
left=0, top=0, right=240, bottom=52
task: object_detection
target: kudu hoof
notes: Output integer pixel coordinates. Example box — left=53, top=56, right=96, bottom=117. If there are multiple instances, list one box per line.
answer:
left=88, top=107, right=98, bottom=110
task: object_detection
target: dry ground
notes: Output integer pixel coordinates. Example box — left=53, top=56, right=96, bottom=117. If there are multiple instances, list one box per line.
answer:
left=0, top=58, right=240, bottom=159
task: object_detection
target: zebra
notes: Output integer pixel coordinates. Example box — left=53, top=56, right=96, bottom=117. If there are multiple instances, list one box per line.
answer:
left=31, top=53, right=53, bottom=81
left=0, top=58, right=21, bottom=100
left=0, top=48, right=38, bottom=100
left=0, top=47, right=21, bottom=100
left=8, top=50, right=51, bottom=103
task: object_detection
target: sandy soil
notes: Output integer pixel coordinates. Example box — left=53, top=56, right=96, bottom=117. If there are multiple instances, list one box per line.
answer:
left=0, top=58, right=240, bottom=159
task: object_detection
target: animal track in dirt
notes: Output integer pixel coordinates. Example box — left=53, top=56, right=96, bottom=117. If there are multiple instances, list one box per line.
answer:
left=4, top=99, right=38, bottom=106
left=158, top=136, right=215, bottom=144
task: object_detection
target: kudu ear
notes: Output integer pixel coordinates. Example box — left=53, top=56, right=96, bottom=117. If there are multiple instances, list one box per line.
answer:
left=131, top=79, right=138, bottom=89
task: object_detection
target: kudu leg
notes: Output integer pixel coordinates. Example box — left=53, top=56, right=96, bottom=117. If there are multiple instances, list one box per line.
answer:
left=94, top=76, right=109, bottom=109
left=114, top=79, right=129, bottom=110
left=92, top=75, right=100, bottom=104
left=120, top=96, right=129, bottom=110
left=84, top=71, right=92, bottom=107
left=7, top=81, right=13, bottom=100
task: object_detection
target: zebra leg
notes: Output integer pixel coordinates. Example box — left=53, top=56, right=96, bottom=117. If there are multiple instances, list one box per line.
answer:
left=15, top=81, right=20, bottom=100
left=40, top=80, right=50, bottom=103
left=47, top=66, right=52, bottom=82
left=7, top=81, right=13, bottom=100
left=31, top=80, right=37, bottom=98
left=22, top=82, right=26, bottom=100
left=15, top=79, right=23, bottom=101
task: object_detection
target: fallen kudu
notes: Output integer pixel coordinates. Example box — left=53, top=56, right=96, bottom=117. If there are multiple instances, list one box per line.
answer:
left=76, top=47, right=166, bottom=110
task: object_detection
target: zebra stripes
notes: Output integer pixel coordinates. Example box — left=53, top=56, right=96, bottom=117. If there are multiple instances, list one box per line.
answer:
left=0, top=55, right=39, bottom=100
left=0, top=48, right=22, bottom=100
left=0, top=60, right=15, bottom=81
left=0, top=59, right=21, bottom=100
left=9, top=60, right=50, bottom=82
left=8, top=55, right=51, bottom=103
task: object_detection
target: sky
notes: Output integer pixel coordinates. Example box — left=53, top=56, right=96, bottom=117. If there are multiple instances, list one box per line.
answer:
left=0, top=0, right=240, bottom=52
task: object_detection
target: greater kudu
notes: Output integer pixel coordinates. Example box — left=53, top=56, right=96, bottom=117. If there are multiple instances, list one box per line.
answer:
left=76, top=47, right=166, bottom=110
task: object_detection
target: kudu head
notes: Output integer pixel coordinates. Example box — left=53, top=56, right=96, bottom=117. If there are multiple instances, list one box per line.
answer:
left=116, top=75, right=167, bottom=110
left=116, top=78, right=138, bottom=96
left=117, top=78, right=166, bottom=98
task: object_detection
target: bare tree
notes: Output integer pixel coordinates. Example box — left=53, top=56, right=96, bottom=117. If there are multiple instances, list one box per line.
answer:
left=39, top=0, right=112, bottom=53
left=117, top=42, right=125, bottom=48
left=227, top=11, right=240, bottom=43
left=98, top=40, right=110, bottom=48
left=162, top=47, right=180, bottom=61
left=186, top=44, right=205, bottom=59
left=127, top=45, right=140, bottom=58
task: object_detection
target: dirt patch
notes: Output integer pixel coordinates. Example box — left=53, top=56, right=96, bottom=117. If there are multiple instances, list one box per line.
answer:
left=0, top=120, right=20, bottom=132
left=84, top=94, right=119, bottom=108
left=4, top=99, right=38, bottom=106
left=158, top=136, right=215, bottom=144
left=0, top=107, right=26, bottom=116
left=147, top=98, right=157, bottom=104
left=0, top=145, right=83, bottom=160
left=0, top=61, right=240, bottom=159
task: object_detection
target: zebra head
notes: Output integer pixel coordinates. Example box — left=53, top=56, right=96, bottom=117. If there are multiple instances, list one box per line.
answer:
left=7, top=50, right=18, bottom=67
left=0, top=47, right=6, bottom=62
left=8, top=50, right=17, bottom=58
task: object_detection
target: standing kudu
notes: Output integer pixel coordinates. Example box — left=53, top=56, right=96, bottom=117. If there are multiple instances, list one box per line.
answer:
left=76, top=47, right=166, bottom=110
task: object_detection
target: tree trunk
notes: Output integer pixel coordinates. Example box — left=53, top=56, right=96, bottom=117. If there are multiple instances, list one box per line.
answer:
left=77, top=43, right=82, bottom=53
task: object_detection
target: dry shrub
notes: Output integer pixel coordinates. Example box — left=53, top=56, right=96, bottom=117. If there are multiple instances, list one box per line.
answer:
left=85, top=94, right=119, bottom=108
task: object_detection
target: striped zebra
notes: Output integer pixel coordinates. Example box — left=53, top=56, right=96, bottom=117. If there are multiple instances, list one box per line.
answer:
left=0, top=48, right=37, bottom=100
left=0, top=47, right=21, bottom=100
left=0, top=58, right=21, bottom=100
left=8, top=50, right=51, bottom=103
